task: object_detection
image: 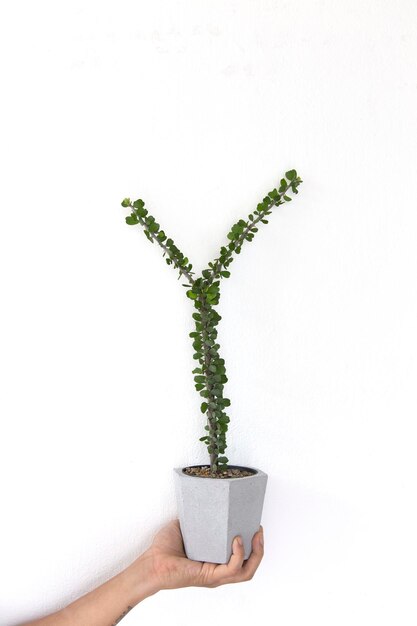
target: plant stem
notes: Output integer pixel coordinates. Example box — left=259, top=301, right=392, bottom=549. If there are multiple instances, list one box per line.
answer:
left=136, top=215, right=195, bottom=285
left=123, top=172, right=302, bottom=474
left=199, top=297, right=219, bottom=472
left=205, top=180, right=294, bottom=282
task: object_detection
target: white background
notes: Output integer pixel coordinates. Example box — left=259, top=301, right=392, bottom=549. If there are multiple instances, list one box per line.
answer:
left=1, top=1, right=417, bottom=624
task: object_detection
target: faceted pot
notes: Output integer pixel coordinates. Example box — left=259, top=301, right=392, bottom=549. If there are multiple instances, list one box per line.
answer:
left=173, top=465, right=268, bottom=564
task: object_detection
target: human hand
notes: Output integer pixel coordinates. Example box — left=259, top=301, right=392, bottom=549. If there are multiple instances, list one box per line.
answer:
left=136, top=519, right=264, bottom=591
left=20, top=521, right=264, bottom=626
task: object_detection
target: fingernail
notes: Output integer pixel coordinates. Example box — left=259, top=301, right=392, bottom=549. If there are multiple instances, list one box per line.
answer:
left=259, top=528, right=264, bottom=547
left=236, top=536, right=243, bottom=546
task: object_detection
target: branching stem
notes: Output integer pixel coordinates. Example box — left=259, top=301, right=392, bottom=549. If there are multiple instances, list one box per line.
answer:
left=121, top=170, right=302, bottom=473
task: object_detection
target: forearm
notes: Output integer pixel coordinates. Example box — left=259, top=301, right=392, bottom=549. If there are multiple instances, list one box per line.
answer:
left=23, top=554, right=159, bottom=626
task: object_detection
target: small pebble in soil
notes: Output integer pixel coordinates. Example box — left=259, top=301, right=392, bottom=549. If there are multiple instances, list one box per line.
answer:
left=183, top=466, right=255, bottom=479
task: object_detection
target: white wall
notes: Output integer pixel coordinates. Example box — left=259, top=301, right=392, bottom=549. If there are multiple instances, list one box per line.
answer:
left=1, top=1, right=417, bottom=624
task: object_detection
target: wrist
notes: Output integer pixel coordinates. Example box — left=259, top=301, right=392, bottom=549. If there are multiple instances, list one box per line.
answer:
left=122, top=550, right=161, bottom=604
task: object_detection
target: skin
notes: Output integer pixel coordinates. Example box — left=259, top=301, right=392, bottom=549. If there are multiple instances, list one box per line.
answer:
left=22, top=519, right=264, bottom=626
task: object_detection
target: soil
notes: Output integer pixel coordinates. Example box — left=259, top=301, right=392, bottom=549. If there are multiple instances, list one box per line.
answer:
left=183, top=465, right=256, bottom=479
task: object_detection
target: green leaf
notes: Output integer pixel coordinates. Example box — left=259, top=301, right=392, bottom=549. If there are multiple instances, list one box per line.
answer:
left=148, top=222, right=159, bottom=233
left=133, top=199, right=144, bottom=209
left=285, top=169, right=297, bottom=181
left=186, top=290, right=198, bottom=300
left=217, top=456, right=229, bottom=464
left=125, top=215, right=139, bottom=225
left=121, top=198, right=131, bottom=207
left=283, top=195, right=292, bottom=201
left=200, top=402, right=208, bottom=413
left=194, top=375, right=205, bottom=383
left=209, top=364, right=217, bottom=373
left=220, top=271, right=230, bottom=278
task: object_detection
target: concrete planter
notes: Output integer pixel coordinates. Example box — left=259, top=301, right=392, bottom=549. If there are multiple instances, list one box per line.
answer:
left=173, top=465, right=268, bottom=564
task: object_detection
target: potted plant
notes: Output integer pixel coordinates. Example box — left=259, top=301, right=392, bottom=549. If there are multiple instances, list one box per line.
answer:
left=121, top=169, right=302, bottom=563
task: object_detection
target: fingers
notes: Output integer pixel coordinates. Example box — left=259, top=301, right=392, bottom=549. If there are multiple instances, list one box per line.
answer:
left=226, top=535, right=246, bottom=574
left=209, top=527, right=264, bottom=586
left=205, top=535, right=245, bottom=587
left=240, top=526, right=264, bottom=581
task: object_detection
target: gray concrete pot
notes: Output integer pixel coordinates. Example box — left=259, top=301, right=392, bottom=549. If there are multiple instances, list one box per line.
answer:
left=173, top=465, right=268, bottom=564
